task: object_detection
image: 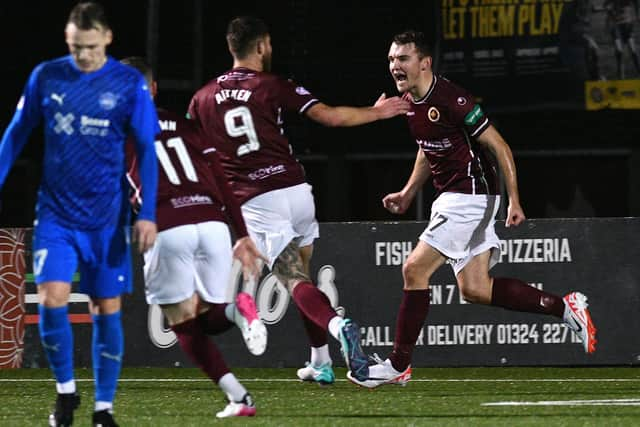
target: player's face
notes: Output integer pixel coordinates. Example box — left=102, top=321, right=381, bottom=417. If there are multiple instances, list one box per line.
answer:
left=65, top=23, right=112, bottom=72
left=388, top=42, right=430, bottom=96
left=261, top=35, right=273, bottom=72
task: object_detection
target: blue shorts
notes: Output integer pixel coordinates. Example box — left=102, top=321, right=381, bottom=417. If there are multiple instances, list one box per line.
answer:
left=32, top=219, right=132, bottom=298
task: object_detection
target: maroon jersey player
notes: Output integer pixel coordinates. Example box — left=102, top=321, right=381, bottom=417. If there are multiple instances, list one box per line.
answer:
left=348, top=31, right=597, bottom=389
left=123, top=57, right=265, bottom=418
left=189, top=16, right=410, bottom=384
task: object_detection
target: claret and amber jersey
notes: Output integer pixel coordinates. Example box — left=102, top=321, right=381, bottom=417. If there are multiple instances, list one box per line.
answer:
left=405, top=75, right=498, bottom=196
left=187, top=67, right=319, bottom=204
left=127, top=109, right=247, bottom=235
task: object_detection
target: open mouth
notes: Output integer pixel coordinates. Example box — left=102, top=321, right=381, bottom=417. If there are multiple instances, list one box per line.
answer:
left=393, top=72, right=407, bottom=83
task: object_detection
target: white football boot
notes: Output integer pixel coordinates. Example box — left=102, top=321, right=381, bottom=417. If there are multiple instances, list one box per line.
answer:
left=234, top=292, right=268, bottom=356
left=347, top=354, right=411, bottom=389
left=563, top=291, right=597, bottom=354
left=297, top=362, right=335, bottom=385
left=216, top=393, right=256, bottom=418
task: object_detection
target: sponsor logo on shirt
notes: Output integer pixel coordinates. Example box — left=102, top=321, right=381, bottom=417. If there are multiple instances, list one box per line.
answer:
left=80, top=115, right=110, bottom=136
left=248, top=164, right=286, bottom=180
left=417, top=138, right=452, bottom=151
left=464, top=104, right=484, bottom=126
left=53, top=112, right=75, bottom=135
left=170, top=194, right=214, bottom=208
left=99, top=92, right=118, bottom=110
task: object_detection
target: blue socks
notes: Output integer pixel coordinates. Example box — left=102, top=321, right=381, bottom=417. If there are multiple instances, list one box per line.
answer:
left=92, top=311, right=124, bottom=404
left=39, top=305, right=74, bottom=384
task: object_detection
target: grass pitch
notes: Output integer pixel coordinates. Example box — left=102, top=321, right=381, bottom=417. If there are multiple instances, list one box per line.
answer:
left=1, top=367, right=640, bottom=426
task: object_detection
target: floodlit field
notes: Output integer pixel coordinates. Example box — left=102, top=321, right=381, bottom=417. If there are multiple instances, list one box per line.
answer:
left=1, top=367, right=640, bottom=426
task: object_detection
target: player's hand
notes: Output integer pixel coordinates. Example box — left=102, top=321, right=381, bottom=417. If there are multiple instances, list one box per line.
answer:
left=382, top=191, right=409, bottom=214
left=373, top=92, right=410, bottom=119
left=233, top=236, right=267, bottom=281
left=505, top=202, right=526, bottom=227
left=133, top=219, right=157, bottom=252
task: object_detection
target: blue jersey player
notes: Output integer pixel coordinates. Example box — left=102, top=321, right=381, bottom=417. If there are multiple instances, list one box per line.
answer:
left=0, top=3, right=158, bottom=426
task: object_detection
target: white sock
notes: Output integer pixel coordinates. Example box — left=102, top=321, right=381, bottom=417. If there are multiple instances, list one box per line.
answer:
left=218, top=373, right=247, bottom=402
left=310, top=344, right=331, bottom=366
left=56, top=379, right=76, bottom=394
left=327, top=316, right=344, bottom=341
left=224, top=303, right=236, bottom=323
left=95, top=401, right=113, bottom=412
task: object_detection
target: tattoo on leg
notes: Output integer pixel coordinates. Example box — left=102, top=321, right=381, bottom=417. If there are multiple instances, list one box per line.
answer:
left=273, top=241, right=309, bottom=290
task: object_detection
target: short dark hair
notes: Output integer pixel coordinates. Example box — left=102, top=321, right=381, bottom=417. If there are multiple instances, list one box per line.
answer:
left=120, top=57, right=153, bottom=86
left=226, top=16, right=270, bottom=59
left=67, top=2, right=110, bottom=31
left=392, top=30, right=431, bottom=57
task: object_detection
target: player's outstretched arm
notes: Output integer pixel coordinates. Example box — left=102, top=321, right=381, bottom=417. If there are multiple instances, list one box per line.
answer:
left=133, top=219, right=157, bottom=252
left=382, top=148, right=431, bottom=214
left=476, top=125, right=525, bottom=227
left=305, top=94, right=409, bottom=127
left=233, top=236, right=267, bottom=282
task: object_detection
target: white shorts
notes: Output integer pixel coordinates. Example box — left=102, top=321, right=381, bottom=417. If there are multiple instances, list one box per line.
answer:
left=143, top=221, right=232, bottom=305
left=241, top=183, right=319, bottom=269
left=419, top=192, right=501, bottom=276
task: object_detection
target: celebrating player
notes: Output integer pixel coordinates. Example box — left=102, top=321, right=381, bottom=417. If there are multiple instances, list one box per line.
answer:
left=348, top=30, right=597, bottom=388
left=0, top=3, right=158, bottom=426
left=122, top=57, right=266, bottom=419
left=187, top=16, right=410, bottom=383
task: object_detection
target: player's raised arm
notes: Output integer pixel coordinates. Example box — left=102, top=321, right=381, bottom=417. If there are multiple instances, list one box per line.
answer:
left=383, top=148, right=431, bottom=214
left=305, top=94, right=409, bottom=127
left=476, top=125, right=525, bottom=227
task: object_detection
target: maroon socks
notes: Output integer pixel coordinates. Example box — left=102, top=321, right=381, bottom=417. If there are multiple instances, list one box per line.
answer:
left=491, top=277, right=564, bottom=317
left=172, top=318, right=229, bottom=383
left=291, top=281, right=337, bottom=330
left=389, top=289, right=430, bottom=372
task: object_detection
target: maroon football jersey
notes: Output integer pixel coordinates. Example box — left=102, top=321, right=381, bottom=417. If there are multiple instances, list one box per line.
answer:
left=406, top=75, right=498, bottom=196
left=127, top=109, right=247, bottom=235
left=188, top=67, right=319, bottom=203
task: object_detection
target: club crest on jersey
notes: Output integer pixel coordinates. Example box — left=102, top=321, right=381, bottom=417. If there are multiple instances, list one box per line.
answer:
left=457, top=97, right=467, bottom=106
left=99, top=92, right=118, bottom=110
left=427, top=107, right=440, bottom=122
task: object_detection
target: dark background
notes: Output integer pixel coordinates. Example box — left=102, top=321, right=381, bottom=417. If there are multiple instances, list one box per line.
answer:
left=1, top=1, right=638, bottom=226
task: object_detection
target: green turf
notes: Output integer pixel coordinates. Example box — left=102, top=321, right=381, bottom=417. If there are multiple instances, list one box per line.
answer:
left=2, top=367, right=640, bottom=426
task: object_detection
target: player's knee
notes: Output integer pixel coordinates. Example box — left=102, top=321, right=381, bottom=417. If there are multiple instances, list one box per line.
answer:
left=402, top=260, right=429, bottom=290
left=458, top=279, right=491, bottom=304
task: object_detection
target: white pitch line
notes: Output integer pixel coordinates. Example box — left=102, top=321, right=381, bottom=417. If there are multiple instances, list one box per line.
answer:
left=2, top=378, right=640, bottom=383
left=483, top=399, right=640, bottom=406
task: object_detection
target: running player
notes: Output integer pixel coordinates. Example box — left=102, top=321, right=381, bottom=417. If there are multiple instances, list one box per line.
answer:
left=188, top=16, right=410, bottom=383
left=348, top=30, right=597, bottom=388
left=122, top=57, right=266, bottom=418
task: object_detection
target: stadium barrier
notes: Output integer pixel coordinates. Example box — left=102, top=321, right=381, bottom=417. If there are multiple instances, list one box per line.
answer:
left=2, top=218, right=639, bottom=368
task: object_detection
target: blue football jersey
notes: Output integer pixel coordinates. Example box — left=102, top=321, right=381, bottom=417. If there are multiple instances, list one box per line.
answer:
left=0, top=55, right=159, bottom=229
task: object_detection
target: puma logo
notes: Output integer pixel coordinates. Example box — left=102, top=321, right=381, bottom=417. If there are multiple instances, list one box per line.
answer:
left=101, top=351, right=122, bottom=362
left=51, top=93, right=66, bottom=106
